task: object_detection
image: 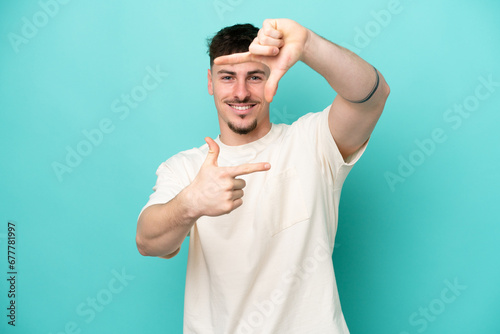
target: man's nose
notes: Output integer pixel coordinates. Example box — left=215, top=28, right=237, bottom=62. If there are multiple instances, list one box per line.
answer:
left=234, top=80, right=250, bottom=101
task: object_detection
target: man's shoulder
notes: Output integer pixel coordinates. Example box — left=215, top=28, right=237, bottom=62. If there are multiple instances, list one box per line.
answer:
left=158, top=143, right=208, bottom=174
left=278, top=104, right=330, bottom=132
left=173, top=144, right=208, bottom=161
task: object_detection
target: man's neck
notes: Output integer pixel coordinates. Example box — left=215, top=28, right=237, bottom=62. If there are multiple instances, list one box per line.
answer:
left=219, top=121, right=272, bottom=146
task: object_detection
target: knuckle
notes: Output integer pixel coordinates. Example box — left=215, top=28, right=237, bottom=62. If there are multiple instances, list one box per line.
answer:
left=228, top=166, right=240, bottom=176
left=263, top=18, right=273, bottom=27
left=224, top=179, right=234, bottom=190
left=259, top=35, right=270, bottom=44
left=233, top=199, right=243, bottom=209
left=223, top=202, right=233, bottom=213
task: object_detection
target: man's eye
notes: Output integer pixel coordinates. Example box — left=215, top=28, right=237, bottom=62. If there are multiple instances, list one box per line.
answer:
left=249, top=76, right=262, bottom=81
left=221, top=76, right=232, bottom=80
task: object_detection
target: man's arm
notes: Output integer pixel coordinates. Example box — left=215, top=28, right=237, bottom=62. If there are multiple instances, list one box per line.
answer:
left=214, top=19, right=390, bottom=160
left=300, top=31, right=390, bottom=160
left=136, top=137, right=270, bottom=259
left=136, top=190, right=197, bottom=259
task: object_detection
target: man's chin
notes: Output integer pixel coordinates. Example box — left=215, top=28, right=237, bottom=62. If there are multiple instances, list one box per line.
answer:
left=227, top=119, right=258, bottom=135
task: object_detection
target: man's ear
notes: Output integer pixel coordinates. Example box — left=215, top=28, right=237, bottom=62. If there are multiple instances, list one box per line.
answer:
left=207, top=69, right=213, bottom=95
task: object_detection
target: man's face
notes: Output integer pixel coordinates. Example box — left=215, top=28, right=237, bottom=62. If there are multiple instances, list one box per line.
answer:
left=208, top=61, right=270, bottom=137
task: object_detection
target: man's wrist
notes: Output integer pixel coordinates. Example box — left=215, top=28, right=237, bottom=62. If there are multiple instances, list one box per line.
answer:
left=176, top=185, right=203, bottom=222
left=300, top=28, right=333, bottom=68
left=299, top=28, right=314, bottom=63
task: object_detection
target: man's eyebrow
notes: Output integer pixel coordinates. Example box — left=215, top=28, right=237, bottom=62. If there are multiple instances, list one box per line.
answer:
left=217, top=70, right=236, bottom=75
left=247, top=70, right=266, bottom=76
left=216, top=70, right=266, bottom=76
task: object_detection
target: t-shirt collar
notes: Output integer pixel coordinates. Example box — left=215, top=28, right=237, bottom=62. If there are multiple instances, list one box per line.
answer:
left=214, top=124, right=282, bottom=163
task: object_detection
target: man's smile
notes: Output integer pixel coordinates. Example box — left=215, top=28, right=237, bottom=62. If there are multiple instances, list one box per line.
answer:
left=227, top=103, right=257, bottom=115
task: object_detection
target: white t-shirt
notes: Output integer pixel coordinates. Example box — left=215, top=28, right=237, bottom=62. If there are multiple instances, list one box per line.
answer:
left=141, top=104, right=367, bottom=334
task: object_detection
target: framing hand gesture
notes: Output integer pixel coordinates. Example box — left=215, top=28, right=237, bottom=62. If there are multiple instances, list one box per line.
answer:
left=214, top=18, right=309, bottom=103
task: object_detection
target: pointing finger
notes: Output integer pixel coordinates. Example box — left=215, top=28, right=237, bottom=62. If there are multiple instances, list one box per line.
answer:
left=214, top=52, right=255, bottom=66
left=204, top=137, right=220, bottom=166
left=228, top=162, right=271, bottom=177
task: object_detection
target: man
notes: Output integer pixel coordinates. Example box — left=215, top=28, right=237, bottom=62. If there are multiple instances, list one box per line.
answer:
left=136, top=18, right=389, bottom=333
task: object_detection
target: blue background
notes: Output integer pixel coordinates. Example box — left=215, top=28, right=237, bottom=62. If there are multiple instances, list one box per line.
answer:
left=1, top=0, right=499, bottom=333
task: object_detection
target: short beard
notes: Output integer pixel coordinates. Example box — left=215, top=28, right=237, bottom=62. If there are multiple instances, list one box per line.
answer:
left=227, top=119, right=258, bottom=135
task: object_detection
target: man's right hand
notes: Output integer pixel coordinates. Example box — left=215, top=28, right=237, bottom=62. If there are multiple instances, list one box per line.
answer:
left=185, top=137, right=271, bottom=218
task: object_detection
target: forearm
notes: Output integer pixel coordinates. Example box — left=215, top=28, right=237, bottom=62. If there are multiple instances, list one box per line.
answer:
left=300, top=29, right=388, bottom=106
left=136, top=188, right=198, bottom=258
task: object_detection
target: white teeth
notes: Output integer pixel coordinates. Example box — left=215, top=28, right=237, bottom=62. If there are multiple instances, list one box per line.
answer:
left=230, top=105, right=253, bottom=111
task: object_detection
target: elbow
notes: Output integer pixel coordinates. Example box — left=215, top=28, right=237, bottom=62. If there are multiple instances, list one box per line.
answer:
left=136, top=211, right=155, bottom=257
left=136, top=234, right=179, bottom=259
left=382, top=80, right=390, bottom=99
left=379, top=71, right=390, bottom=100
left=136, top=234, right=152, bottom=257
left=370, top=73, right=390, bottom=112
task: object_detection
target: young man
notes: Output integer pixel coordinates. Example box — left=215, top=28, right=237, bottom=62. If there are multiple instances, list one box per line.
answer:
left=136, top=18, right=389, bottom=333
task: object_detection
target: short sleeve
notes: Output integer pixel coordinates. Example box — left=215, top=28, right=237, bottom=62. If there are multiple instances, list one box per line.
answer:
left=296, top=104, right=369, bottom=189
left=138, top=159, right=188, bottom=218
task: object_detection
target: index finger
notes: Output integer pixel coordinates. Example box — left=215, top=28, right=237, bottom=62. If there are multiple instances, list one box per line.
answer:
left=228, top=162, right=271, bottom=177
left=213, top=51, right=255, bottom=66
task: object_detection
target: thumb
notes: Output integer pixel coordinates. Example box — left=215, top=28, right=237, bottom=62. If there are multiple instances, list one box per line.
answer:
left=265, top=69, right=284, bottom=103
left=204, top=137, right=220, bottom=166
